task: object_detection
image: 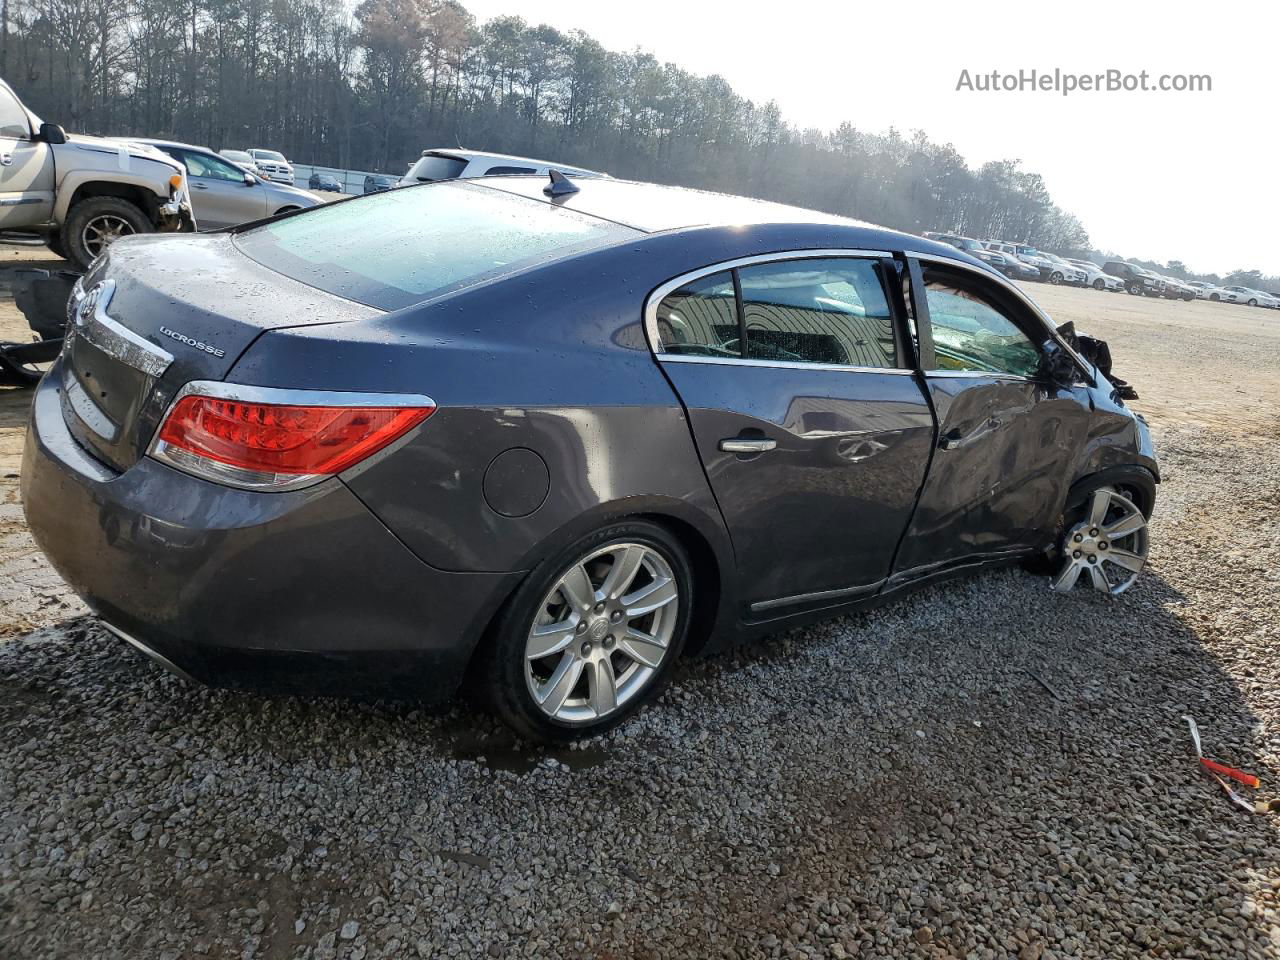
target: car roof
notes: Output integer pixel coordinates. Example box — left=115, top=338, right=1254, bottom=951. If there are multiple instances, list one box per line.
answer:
left=472, top=176, right=892, bottom=235
left=423, top=148, right=603, bottom=176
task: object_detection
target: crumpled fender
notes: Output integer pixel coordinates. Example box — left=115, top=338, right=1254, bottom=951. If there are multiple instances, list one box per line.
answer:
left=53, top=146, right=183, bottom=224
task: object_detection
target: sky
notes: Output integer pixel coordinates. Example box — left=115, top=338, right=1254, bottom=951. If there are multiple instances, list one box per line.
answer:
left=463, top=0, right=1279, bottom=276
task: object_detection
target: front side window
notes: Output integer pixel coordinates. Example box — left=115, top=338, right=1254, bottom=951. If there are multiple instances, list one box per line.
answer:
left=922, top=267, right=1042, bottom=377
left=739, top=259, right=896, bottom=367
left=654, top=272, right=739, bottom=357
left=0, top=88, right=30, bottom=139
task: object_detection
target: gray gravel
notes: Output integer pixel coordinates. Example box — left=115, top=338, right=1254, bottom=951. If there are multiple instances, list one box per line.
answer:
left=2, top=287, right=1280, bottom=958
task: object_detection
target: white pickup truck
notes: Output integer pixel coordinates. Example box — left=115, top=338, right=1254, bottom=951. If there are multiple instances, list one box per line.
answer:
left=0, top=77, right=194, bottom=268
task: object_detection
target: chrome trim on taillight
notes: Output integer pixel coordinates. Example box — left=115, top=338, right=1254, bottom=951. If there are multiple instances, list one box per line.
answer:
left=147, top=380, right=436, bottom=492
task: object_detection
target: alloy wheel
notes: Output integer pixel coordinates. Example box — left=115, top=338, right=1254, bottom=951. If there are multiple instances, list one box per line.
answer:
left=524, top=543, right=680, bottom=724
left=80, top=214, right=137, bottom=259
left=1051, top=486, right=1148, bottom=595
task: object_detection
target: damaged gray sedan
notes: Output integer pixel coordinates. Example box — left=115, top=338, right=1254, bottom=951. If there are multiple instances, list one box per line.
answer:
left=22, top=175, right=1157, bottom=741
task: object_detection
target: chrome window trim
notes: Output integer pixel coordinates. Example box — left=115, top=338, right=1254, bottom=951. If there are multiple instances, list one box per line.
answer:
left=71, top=279, right=174, bottom=379
left=911, top=251, right=1096, bottom=383
left=643, top=248, right=895, bottom=372
left=659, top=354, right=916, bottom=376
left=925, top=370, right=1033, bottom=381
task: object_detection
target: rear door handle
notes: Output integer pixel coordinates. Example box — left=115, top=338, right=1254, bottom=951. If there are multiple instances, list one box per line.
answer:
left=938, top=429, right=964, bottom=450
left=720, top=437, right=777, bottom=454
left=0, top=153, right=11, bottom=166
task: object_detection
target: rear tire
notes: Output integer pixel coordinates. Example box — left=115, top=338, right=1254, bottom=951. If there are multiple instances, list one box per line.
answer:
left=61, top=197, right=152, bottom=269
left=482, top=520, right=693, bottom=743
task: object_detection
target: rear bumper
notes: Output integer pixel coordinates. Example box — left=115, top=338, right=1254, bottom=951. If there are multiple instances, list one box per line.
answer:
left=21, top=368, right=521, bottom=698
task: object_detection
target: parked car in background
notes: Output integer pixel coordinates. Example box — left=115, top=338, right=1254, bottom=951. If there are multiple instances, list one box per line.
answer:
left=1039, top=254, right=1087, bottom=286
left=927, top=233, right=1011, bottom=270
left=309, top=172, right=343, bottom=192
left=363, top=174, right=396, bottom=194
left=246, top=148, right=294, bottom=185
left=129, top=139, right=321, bottom=231
left=399, top=149, right=605, bottom=187
left=23, top=176, right=1157, bottom=741
left=0, top=77, right=193, bottom=268
left=984, top=249, right=1041, bottom=282
left=1102, top=261, right=1164, bottom=296
left=1066, top=259, right=1125, bottom=291
left=984, top=241, right=1054, bottom=280
left=1247, top=289, right=1280, bottom=308
left=219, top=149, right=256, bottom=172
left=1216, top=285, right=1270, bottom=306
left=1157, top=276, right=1197, bottom=301
left=1185, top=281, right=1220, bottom=300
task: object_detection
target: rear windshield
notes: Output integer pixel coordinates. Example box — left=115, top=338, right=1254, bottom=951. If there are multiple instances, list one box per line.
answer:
left=408, top=154, right=468, bottom=182
left=234, top=181, right=633, bottom=310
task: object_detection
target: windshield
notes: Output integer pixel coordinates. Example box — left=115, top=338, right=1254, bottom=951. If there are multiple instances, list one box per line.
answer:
left=254, top=150, right=286, bottom=162
left=235, top=181, right=634, bottom=310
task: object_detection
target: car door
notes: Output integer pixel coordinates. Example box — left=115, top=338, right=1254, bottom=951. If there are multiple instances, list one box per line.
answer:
left=0, top=86, right=54, bottom=229
left=172, top=147, right=267, bottom=230
left=648, top=252, right=935, bottom=615
left=890, top=256, right=1093, bottom=583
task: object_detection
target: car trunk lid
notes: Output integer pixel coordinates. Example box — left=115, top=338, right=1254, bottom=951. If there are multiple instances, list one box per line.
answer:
left=60, top=233, right=380, bottom=472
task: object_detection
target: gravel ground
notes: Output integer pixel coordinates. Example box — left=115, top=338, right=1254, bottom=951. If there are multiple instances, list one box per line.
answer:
left=2, top=279, right=1280, bottom=959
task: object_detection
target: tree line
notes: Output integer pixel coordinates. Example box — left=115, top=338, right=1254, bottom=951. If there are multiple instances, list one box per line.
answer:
left=2, top=0, right=1270, bottom=286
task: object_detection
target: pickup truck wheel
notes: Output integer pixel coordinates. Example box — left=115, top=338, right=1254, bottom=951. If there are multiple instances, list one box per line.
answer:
left=62, top=197, right=152, bottom=269
left=1126, top=282, right=1142, bottom=295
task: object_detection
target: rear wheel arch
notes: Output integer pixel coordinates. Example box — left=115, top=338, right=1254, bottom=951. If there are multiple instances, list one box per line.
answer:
left=460, top=499, right=732, bottom=698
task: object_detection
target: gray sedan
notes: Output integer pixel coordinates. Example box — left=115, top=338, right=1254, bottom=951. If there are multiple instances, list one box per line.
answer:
left=131, top=139, right=321, bottom=230
left=24, top=177, right=1158, bottom=742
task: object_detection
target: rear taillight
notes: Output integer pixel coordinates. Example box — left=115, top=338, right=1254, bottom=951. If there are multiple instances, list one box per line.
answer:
left=150, top=384, right=434, bottom=490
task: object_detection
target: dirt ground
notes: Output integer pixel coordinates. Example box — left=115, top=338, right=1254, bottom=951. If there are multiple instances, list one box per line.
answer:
left=2, top=260, right=1280, bottom=960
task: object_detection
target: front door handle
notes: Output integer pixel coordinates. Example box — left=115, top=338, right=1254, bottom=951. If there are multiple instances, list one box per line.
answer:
left=0, top=153, right=11, bottom=167
left=938, top=429, right=965, bottom=450
left=720, top=437, right=777, bottom=454
left=191, top=182, right=208, bottom=190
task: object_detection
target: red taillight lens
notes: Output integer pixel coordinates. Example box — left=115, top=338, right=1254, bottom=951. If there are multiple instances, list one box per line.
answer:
left=153, top=393, right=434, bottom=489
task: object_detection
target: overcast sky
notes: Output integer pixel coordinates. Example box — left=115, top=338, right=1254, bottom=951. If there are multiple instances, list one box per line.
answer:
left=464, top=0, right=1278, bottom=276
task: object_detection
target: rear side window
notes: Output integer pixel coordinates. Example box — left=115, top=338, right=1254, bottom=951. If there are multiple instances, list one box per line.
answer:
left=483, top=165, right=536, bottom=176
left=739, top=259, right=896, bottom=367
left=235, top=181, right=633, bottom=310
left=655, top=272, right=739, bottom=357
left=409, top=154, right=468, bottom=182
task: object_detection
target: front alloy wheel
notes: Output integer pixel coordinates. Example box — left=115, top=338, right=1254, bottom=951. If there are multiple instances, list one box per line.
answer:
left=1051, top=487, right=1149, bottom=595
left=484, top=521, right=692, bottom=741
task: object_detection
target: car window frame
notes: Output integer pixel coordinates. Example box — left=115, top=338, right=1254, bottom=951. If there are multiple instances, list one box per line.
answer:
left=905, top=252, right=1095, bottom=385
left=644, top=249, right=914, bottom=375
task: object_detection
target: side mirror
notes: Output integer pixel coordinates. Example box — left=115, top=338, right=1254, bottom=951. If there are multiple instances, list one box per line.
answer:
left=37, top=122, right=66, bottom=145
left=243, top=172, right=257, bottom=186
left=1038, top=342, right=1078, bottom=387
